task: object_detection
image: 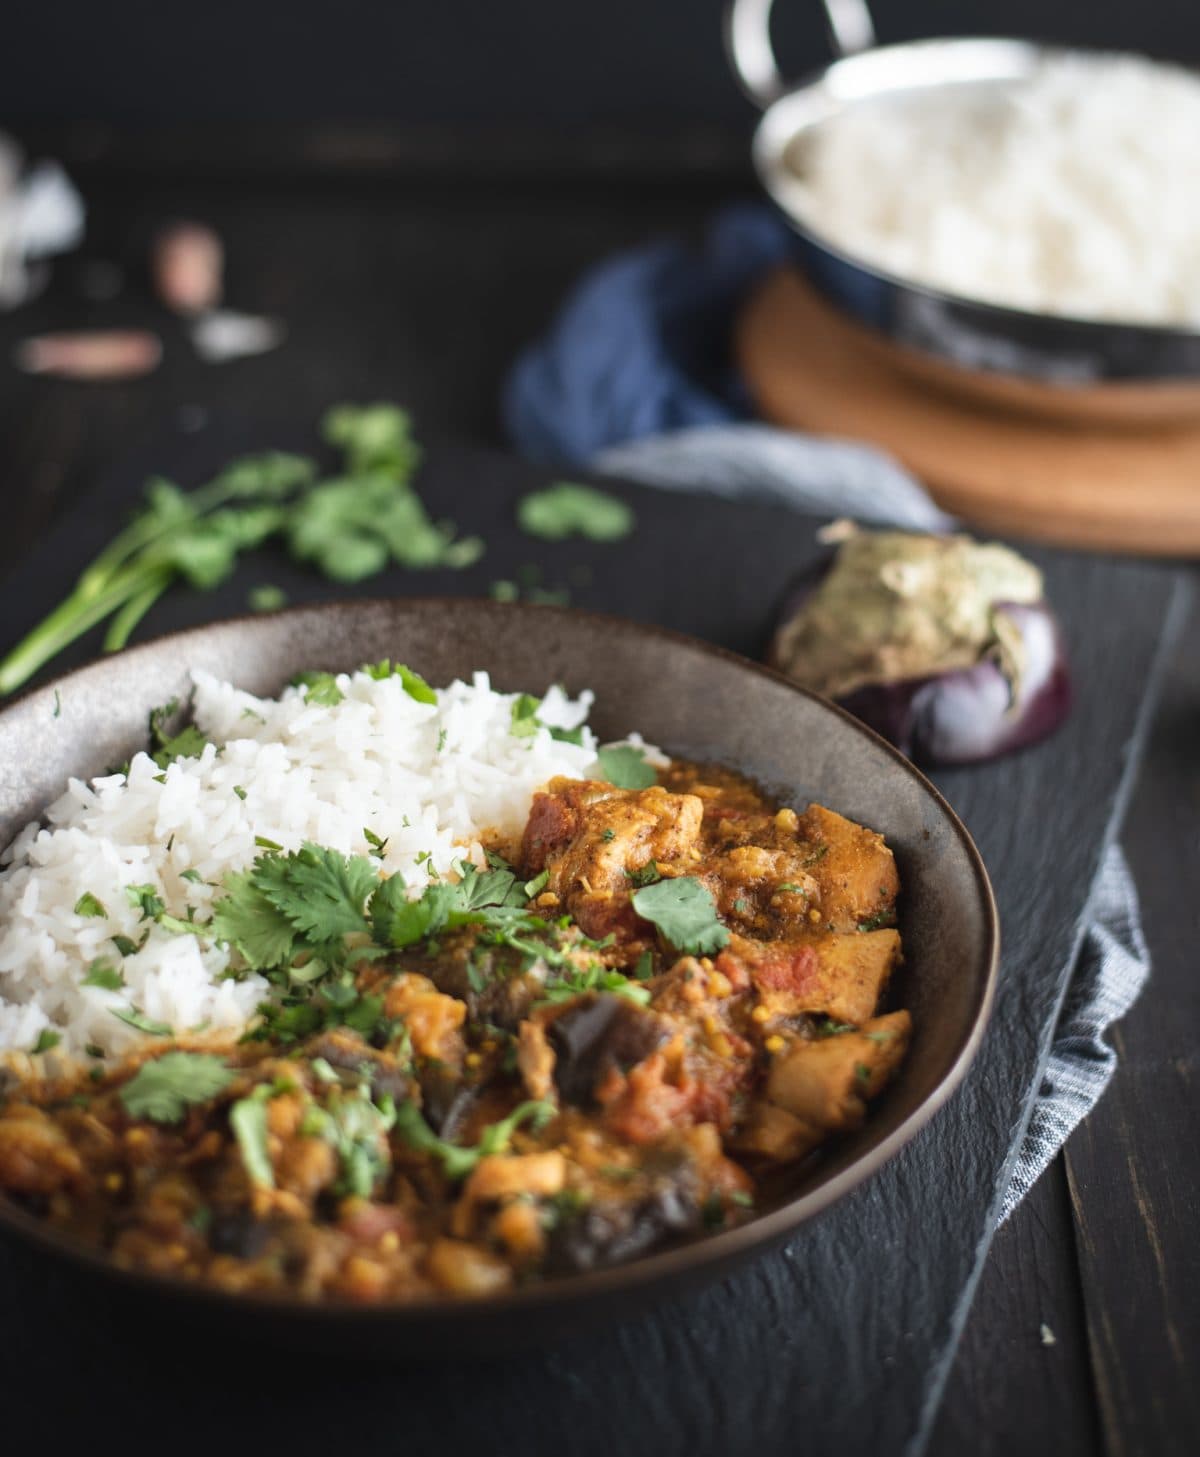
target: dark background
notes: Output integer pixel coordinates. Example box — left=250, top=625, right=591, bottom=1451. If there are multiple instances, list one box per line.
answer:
left=4, top=0, right=1200, bottom=127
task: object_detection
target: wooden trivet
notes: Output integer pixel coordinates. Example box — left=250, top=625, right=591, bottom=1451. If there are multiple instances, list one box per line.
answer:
left=736, top=268, right=1200, bottom=555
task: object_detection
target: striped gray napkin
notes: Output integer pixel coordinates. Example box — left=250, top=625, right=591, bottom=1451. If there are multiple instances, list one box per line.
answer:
left=594, top=422, right=1149, bottom=1220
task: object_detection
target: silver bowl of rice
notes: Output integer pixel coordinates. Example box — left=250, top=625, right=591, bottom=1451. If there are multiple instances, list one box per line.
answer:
left=726, top=0, right=1200, bottom=381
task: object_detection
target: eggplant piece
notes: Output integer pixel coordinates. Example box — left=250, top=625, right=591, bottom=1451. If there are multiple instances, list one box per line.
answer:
left=769, top=530, right=1071, bottom=767
left=207, top=1208, right=274, bottom=1259
left=545, top=1183, right=700, bottom=1274
left=546, top=994, right=671, bottom=1107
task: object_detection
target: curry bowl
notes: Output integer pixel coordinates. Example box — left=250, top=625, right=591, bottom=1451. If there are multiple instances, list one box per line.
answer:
left=0, top=599, right=998, bottom=1351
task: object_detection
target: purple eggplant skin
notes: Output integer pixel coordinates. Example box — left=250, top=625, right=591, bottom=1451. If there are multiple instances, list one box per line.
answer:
left=836, top=602, right=1072, bottom=766
left=769, top=564, right=1073, bottom=767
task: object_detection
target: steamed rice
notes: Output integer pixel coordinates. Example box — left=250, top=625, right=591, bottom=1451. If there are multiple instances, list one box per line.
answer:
left=0, top=668, right=648, bottom=1059
left=785, top=52, right=1200, bottom=326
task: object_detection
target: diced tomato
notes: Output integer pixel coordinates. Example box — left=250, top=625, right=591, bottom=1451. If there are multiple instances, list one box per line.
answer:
left=749, top=944, right=819, bottom=996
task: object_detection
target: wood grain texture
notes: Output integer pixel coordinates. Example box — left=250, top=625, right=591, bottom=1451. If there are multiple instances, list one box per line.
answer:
left=1064, top=609, right=1200, bottom=1457
left=737, top=270, right=1200, bottom=557
left=0, top=168, right=1191, bottom=1449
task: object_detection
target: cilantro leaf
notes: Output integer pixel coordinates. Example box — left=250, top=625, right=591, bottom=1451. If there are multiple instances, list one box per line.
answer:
left=631, top=876, right=729, bottom=956
left=230, top=1086, right=275, bottom=1187
left=290, top=670, right=344, bottom=706
left=82, top=959, right=125, bottom=990
left=209, top=870, right=300, bottom=968
left=110, top=1006, right=174, bottom=1037
left=537, top=965, right=651, bottom=1007
left=517, top=482, right=635, bottom=542
left=369, top=874, right=451, bottom=948
left=510, top=693, right=541, bottom=738
left=322, top=403, right=422, bottom=478
left=596, top=744, right=657, bottom=790
left=74, top=892, right=107, bottom=918
left=301, top=1082, right=397, bottom=1197
left=119, top=1052, right=232, bottom=1123
left=148, top=698, right=209, bottom=768
left=248, top=584, right=288, bottom=613
left=360, top=660, right=437, bottom=704
left=30, top=1029, right=60, bottom=1054
left=252, top=844, right=377, bottom=945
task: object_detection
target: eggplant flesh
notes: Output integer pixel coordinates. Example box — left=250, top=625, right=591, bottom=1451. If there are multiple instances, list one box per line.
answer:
left=770, top=550, right=1072, bottom=767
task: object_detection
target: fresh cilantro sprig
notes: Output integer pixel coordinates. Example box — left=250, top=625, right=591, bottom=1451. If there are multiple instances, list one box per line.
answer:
left=299, top=1081, right=398, bottom=1197
left=631, top=876, right=730, bottom=956
left=119, top=1051, right=233, bottom=1123
left=0, top=406, right=484, bottom=698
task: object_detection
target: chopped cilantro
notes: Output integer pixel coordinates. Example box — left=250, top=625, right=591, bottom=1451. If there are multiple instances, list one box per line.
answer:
left=601, top=828, right=616, bottom=843
left=119, top=1052, right=232, bottom=1123
left=125, top=883, right=165, bottom=922
left=290, top=670, right=344, bottom=706
left=490, top=579, right=519, bottom=603
left=632, top=949, right=655, bottom=981
left=85, top=1043, right=105, bottom=1060
left=596, top=744, right=657, bottom=790
left=255, top=836, right=283, bottom=852
left=631, top=876, right=729, bottom=956
left=230, top=1085, right=275, bottom=1187
left=436, top=728, right=448, bottom=753
left=74, top=892, right=107, bottom=919
left=110, top=1006, right=173, bottom=1037
left=393, top=1098, right=555, bottom=1181
left=524, top=869, right=550, bottom=899
left=180, top=868, right=204, bottom=884
left=857, top=910, right=896, bottom=932
left=537, top=964, right=651, bottom=1007
left=360, top=660, right=438, bottom=704
left=233, top=785, right=247, bottom=800
left=300, top=1081, right=397, bottom=1197
left=624, top=861, right=661, bottom=889
left=53, top=690, right=61, bottom=719
left=517, top=482, right=635, bottom=543
left=815, top=1017, right=856, bottom=1038
left=855, top=1062, right=872, bottom=1087
left=248, top=584, right=287, bottom=613
left=363, top=827, right=388, bottom=859
left=82, top=960, right=125, bottom=991
left=148, top=699, right=209, bottom=769
left=30, top=1028, right=60, bottom=1054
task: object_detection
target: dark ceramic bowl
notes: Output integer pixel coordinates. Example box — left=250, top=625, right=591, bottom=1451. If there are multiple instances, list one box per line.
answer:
left=0, top=599, right=998, bottom=1352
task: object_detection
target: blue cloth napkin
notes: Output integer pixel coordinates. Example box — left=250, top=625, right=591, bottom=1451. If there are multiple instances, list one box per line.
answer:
left=502, top=206, right=1150, bottom=1221
left=504, top=205, right=793, bottom=461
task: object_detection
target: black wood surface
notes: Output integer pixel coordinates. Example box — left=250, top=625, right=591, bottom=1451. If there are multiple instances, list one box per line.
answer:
left=0, top=159, right=1195, bottom=1452
left=0, top=423, right=1183, bottom=1454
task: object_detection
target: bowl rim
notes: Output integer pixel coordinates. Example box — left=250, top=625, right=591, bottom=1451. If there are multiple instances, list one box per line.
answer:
left=0, top=597, right=1000, bottom=1323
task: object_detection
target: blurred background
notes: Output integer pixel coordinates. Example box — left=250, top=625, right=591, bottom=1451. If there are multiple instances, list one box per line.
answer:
left=7, top=0, right=1200, bottom=129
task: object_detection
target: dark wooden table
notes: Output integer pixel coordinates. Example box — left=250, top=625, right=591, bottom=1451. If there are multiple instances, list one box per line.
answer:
left=0, top=134, right=1195, bottom=1454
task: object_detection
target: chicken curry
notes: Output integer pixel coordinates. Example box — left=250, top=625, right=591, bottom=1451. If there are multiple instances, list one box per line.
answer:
left=0, top=761, right=909, bottom=1302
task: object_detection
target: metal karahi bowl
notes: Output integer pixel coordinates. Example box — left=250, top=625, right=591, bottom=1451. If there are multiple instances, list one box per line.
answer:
left=0, top=599, right=998, bottom=1353
left=726, top=0, right=1200, bottom=382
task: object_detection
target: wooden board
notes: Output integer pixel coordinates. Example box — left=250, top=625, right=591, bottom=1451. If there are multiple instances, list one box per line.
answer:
left=0, top=430, right=1185, bottom=1457
left=737, top=269, right=1200, bottom=557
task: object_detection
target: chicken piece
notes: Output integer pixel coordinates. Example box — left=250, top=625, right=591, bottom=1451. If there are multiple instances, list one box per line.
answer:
left=384, top=972, right=467, bottom=1065
left=522, top=778, right=703, bottom=941
left=0, top=1104, right=84, bottom=1195
left=765, top=1011, right=911, bottom=1133
left=742, top=929, right=901, bottom=1024
left=800, top=804, right=899, bottom=932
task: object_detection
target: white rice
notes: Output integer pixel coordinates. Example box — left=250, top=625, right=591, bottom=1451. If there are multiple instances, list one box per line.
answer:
left=785, top=52, right=1200, bottom=326
left=0, top=668, right=642, bottom=1060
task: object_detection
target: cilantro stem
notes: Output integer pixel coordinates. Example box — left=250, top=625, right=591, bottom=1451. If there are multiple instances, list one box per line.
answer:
left=102, top=571, right=173, bottom=653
